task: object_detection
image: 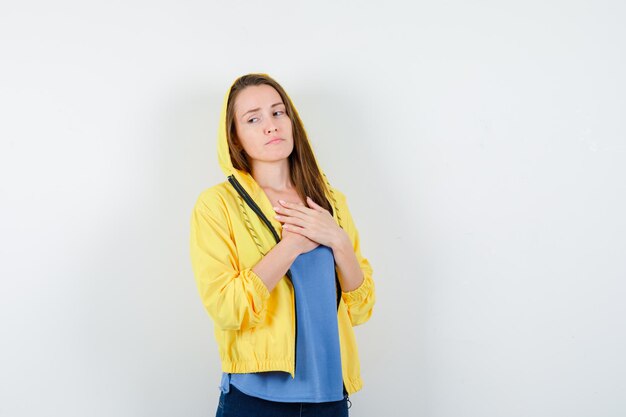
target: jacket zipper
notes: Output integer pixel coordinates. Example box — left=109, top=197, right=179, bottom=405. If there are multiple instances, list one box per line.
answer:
left=228, top=175, right=348, bottom=394
left=228, top=175, right=299, bottom=377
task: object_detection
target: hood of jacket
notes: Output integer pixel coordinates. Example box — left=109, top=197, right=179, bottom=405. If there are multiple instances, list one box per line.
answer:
left=216, top=74, right=336, bottom=209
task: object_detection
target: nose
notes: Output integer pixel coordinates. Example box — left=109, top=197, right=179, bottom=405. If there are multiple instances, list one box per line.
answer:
left=264, top=121, right=278, bottom=134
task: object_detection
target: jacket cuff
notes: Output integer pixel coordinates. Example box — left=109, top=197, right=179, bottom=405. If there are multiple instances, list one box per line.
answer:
left=248, top=268, right=271, bottom=301
left=342, top=274, right=373, bottom=304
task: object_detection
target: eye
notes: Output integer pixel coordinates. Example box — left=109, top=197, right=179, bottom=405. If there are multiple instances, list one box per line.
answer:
left=274, top=110, right=285, bottom=116
left=247, top=117, right=259, bottom=123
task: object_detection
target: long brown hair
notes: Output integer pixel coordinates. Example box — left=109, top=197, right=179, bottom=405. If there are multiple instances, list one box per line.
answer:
left=226, top=73, right=333, bottom=215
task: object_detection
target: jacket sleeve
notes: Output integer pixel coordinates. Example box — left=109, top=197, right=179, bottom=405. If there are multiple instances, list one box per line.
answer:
left=189, top=191, right=271, bottom=331
left=336, top=190, right=376, bottom=327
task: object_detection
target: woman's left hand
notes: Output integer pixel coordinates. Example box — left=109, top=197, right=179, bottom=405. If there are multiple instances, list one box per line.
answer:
left=274, top=196, right=348, bottom=250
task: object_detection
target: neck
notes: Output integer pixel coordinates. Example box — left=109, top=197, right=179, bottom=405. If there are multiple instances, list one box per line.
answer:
left=250, top=158, right=293, bottom=192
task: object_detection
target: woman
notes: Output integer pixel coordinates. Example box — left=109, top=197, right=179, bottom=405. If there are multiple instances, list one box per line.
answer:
left=189, top=73, right=376, bottom=417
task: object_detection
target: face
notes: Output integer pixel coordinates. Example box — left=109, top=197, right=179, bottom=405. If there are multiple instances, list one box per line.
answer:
left=233, top=84, right=294, bottom=164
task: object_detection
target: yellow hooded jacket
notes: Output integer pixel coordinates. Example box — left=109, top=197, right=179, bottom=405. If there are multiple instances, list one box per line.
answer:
left=189, top=75, right=376, bottom=395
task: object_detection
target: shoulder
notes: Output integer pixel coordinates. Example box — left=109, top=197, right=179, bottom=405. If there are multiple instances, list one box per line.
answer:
left=192, top=181, right=235, bottom=216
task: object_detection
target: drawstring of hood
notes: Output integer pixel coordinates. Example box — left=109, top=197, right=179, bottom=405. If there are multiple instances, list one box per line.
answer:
left=236, top=192, right=267, bottom=256
left=322, top=172, right=341, bottom=227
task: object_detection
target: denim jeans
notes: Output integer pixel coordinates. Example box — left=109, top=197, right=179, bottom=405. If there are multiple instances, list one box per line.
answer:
left=216, top=383, right=351, bottom=417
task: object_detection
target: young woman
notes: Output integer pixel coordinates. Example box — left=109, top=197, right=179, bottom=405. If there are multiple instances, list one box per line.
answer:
left=190, top=73, right=376, bottom=417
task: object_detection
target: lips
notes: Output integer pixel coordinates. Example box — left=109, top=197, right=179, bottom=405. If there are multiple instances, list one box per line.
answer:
left=266, top=138, right=284, bottom=145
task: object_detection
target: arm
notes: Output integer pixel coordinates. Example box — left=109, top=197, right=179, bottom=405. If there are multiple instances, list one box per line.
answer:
left=334, top=191, right=376, bottom=326
left=189, top=191, right=295, bottom=331
left=252, top=239, right=300, bottom=293
left=332, top=235, right=365, bottom=292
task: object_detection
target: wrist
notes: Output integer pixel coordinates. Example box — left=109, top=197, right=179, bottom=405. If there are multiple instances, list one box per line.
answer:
left=331, top=231, right=352, bottom=254
left=278, top=238, right=301, bottom=260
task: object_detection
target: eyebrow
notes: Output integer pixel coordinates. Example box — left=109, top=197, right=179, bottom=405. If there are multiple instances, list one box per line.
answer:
left=241, top=102, right=285, bottom=119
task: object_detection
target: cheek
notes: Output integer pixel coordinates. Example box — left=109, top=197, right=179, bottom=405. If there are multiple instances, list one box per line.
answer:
left=236, top=135, right=254, bottom=155
left=237, top=129, right=266, bottom=156
left=282, top=120, right=294, bottom=137
left=237, top=126, right=258, bottom=146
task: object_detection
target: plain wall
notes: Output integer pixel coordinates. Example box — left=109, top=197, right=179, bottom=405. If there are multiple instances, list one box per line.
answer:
left=1, top=0, right=625, bottom=416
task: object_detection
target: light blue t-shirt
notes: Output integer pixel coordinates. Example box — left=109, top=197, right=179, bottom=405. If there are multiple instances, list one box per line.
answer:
left=219, top=244, right=344, bottom=402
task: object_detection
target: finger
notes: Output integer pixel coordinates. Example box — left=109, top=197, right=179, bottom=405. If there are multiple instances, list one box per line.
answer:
left=307, top=196, right=331, bottom=215
left=275, top=207, right=308, bottom=221
left=278, top=199, right=315, bottom=216
left=282, top=223, right=306, bottom=235
left=275, top=214, right=307, bottom=228
left=306, top=196, right=324, bottom=211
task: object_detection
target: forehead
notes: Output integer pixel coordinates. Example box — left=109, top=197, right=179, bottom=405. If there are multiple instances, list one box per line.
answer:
left=235, top=84, right=284, bottom=115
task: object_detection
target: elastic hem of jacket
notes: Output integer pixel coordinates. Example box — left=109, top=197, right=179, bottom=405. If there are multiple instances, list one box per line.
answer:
left=221, top=359, right=295, bottom=378
left=221, top=361, right=364, bottom=395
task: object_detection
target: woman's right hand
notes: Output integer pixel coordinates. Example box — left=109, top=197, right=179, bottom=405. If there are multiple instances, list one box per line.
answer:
left=280, top=226, right=319, bottom=255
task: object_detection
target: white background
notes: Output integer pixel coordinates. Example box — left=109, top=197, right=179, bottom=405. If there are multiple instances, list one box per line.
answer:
left=1, top=1, right=625, bottom=416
